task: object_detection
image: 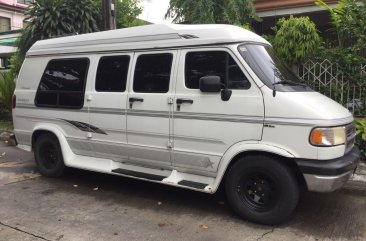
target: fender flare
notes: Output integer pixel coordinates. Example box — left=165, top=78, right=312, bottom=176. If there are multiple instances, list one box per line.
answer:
left=210, top=141, right=296, bottom=193
left=32, top=124, right=75, bottom=166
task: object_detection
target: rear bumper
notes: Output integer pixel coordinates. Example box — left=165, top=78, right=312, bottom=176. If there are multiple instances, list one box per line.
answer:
left=295, top=146, right=359, bottom=192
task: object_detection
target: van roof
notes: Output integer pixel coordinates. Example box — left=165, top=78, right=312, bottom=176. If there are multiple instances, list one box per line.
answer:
left=27, top=24, right=269, bottom=57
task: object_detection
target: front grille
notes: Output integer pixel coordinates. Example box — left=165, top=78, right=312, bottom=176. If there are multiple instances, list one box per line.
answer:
left=345, top=122, right=356, bottom=153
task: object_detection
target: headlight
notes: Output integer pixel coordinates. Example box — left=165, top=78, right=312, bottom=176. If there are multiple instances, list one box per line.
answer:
left=310, top=126, right=346, bottom=146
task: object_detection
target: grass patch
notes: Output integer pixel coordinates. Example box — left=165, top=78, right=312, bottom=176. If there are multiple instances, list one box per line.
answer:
left=0, top=119, right=13, bottom=131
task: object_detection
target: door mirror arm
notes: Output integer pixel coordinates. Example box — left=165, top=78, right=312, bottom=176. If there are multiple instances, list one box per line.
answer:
left=220, top=84, right=232, bottom=101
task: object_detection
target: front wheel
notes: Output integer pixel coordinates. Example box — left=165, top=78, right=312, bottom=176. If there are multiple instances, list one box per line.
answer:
left=34, top=133, right=65, bottom=177
left=225, top=155, right=299, bottom=225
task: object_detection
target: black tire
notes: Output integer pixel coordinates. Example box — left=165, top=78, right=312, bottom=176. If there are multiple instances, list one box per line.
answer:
left=225, top=155, right=299, bottom=225
left=34, top=133, right=65, bottom=177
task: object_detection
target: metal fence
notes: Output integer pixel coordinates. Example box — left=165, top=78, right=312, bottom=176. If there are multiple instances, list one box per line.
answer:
left=298, top=59, right=366, bottom=115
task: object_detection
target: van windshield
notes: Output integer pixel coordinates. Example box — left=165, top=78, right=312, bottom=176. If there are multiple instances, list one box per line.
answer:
left=238, top=44, right=313, bottom=92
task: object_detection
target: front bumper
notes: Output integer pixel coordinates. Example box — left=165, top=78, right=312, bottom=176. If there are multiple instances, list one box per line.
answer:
left=295, top=146, right=359, bottom=192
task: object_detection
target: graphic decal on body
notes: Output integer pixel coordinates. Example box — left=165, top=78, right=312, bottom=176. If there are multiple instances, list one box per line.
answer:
left=61, top=119, right=107, bottom=135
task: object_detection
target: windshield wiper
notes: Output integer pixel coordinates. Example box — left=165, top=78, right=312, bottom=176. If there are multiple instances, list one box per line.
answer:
left=272, top=80, right=308, bottom=97
left=273, top=80, right=307, bottom=87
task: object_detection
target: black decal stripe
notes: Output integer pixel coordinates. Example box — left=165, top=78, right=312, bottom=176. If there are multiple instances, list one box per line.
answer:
left=61, top=119, right=107, bottom=135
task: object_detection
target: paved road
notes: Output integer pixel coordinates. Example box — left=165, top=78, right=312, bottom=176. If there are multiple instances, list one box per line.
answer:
left=1, top=141, right=366, bottom=241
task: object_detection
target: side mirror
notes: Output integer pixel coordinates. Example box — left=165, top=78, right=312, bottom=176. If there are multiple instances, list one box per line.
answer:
left=199, top=76, right=222, bottom=93
left=199, top=75, right=232, bottom=101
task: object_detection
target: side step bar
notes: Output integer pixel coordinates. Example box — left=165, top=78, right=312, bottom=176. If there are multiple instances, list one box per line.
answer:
left=112, top=168, right=165, bottom=181
left=178, top=180, right=208, bottom=189
left=112, top=168, right=209, bottom=190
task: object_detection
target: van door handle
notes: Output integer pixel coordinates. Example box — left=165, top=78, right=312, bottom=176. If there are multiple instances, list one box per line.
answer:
left=129, top=97, right=144, bottom=103
left=129, top=97, right=144, bottom=109
left=176, top=98, right=193, bottom=105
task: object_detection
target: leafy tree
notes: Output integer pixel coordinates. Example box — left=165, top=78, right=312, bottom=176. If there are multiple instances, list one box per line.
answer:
left=272, top=16, right=321, bottom=71
left=69, top=0, right=99, bottom=33
left=12, top=0, right=99, bottom=74
left=22, top=0, right=99, bottom=52
left=314, top=0, right=366, bottom=84
left=165, top=0, right=259, bottom=26
left=94, top=0, right=144, bottom=29
left=315, top=0, right=348, bottom=47
left=315, top=0, right=366, bottom=53
left=116, top=0, right=144, bottom=28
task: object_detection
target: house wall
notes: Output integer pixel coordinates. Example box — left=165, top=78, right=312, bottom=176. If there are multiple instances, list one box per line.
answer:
left=0, top=10, right=24, bottom=30
left=0, top=0, right=27, bottom=31
left=252, top=0, right=338, bottom=39
left=254, top=0, right=338, bottom=11
left=0, top=0, right=28, bottom=68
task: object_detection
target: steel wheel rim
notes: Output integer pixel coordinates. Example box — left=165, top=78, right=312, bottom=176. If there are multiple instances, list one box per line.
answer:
left=237, top=171, right=278, bottom=212
left=39, top=142, right=58, bottom=170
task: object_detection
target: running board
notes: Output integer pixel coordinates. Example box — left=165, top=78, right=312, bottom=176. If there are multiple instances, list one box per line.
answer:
left=112, top=168, right=166, bottom=181
left=111, top=167, right=214, bottom=192
left=178, top=180, right=208, bottom=190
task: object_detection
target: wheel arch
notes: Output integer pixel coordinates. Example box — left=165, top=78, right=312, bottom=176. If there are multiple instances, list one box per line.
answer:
left=211, top=143, right=307, bottom=193
left=31, top=125, right=74, bottom=166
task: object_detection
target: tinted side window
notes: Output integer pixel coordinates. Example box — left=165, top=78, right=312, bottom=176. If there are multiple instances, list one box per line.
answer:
left=35, top=58, right=89, bottom=109
left=133, top=53, right=172, bottom=93
left=96, top=55, right=130, bottom=92
left=185, top=51, right=250, bottom=90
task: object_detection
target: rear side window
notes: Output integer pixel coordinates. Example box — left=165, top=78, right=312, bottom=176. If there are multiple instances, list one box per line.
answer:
left=133, top=53, right=172, bottom=93
left=96, top=55, right=130, bottom=92
left=35, top=58, right=89, bottom=109
left=185, top=51, right=250, bottom=90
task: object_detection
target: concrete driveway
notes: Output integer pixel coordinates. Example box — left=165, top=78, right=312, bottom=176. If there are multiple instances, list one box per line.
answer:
left=1, top=141, right=366, bottom=241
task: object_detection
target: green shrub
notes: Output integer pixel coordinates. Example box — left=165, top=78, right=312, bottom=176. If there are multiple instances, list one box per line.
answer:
left=272, top=16, right=321, bottom=71
left=0, top=71, right=15, bottom=113
left=355, top=118, right=366, bottom=161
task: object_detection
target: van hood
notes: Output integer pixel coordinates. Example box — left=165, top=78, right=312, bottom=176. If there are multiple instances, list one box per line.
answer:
left=263, top=90, right=353, bottom=126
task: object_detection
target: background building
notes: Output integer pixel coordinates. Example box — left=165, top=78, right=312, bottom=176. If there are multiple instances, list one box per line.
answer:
left=253, top=0, right=338, bottom=38
left=0, top=0, right=31, bottom=69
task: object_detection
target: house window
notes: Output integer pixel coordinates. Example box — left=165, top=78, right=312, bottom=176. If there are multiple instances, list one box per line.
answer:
left=0, top=17, right=10, bottom=32
left=0, top=58, right=10, bottom=69
left=35, top=58, right=89, bottom=109
left=17, top=0, right=34, bottom=4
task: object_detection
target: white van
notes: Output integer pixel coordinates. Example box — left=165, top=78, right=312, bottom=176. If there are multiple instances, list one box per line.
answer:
left=12, top=24, right=359, bottom=225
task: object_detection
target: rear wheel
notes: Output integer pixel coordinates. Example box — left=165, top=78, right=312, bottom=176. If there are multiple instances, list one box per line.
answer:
left=225, top=155, right=299, bottom=225
left=34, top=133, right=65, bottom=177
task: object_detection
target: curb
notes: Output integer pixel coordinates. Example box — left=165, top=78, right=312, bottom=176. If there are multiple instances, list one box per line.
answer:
left=343, top=173, right=366, bottom=191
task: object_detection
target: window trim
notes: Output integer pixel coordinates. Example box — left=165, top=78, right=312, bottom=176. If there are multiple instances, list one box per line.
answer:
left=95, top=55, right=131, bottom=93
left=184, top=48, right=251, bottom=91
left=35, top=57, right=90, bottom=109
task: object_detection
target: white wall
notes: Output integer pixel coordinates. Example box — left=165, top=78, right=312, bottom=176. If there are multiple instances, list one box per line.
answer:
left=0, top=0, right=27, bottom=30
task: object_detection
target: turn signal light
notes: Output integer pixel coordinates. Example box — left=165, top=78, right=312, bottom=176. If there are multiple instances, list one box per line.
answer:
left=309, top=126, right=346, bottom=146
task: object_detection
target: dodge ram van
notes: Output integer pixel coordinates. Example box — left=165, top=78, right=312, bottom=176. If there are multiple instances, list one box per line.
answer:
left=12, top=24, right=359, bottom=225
